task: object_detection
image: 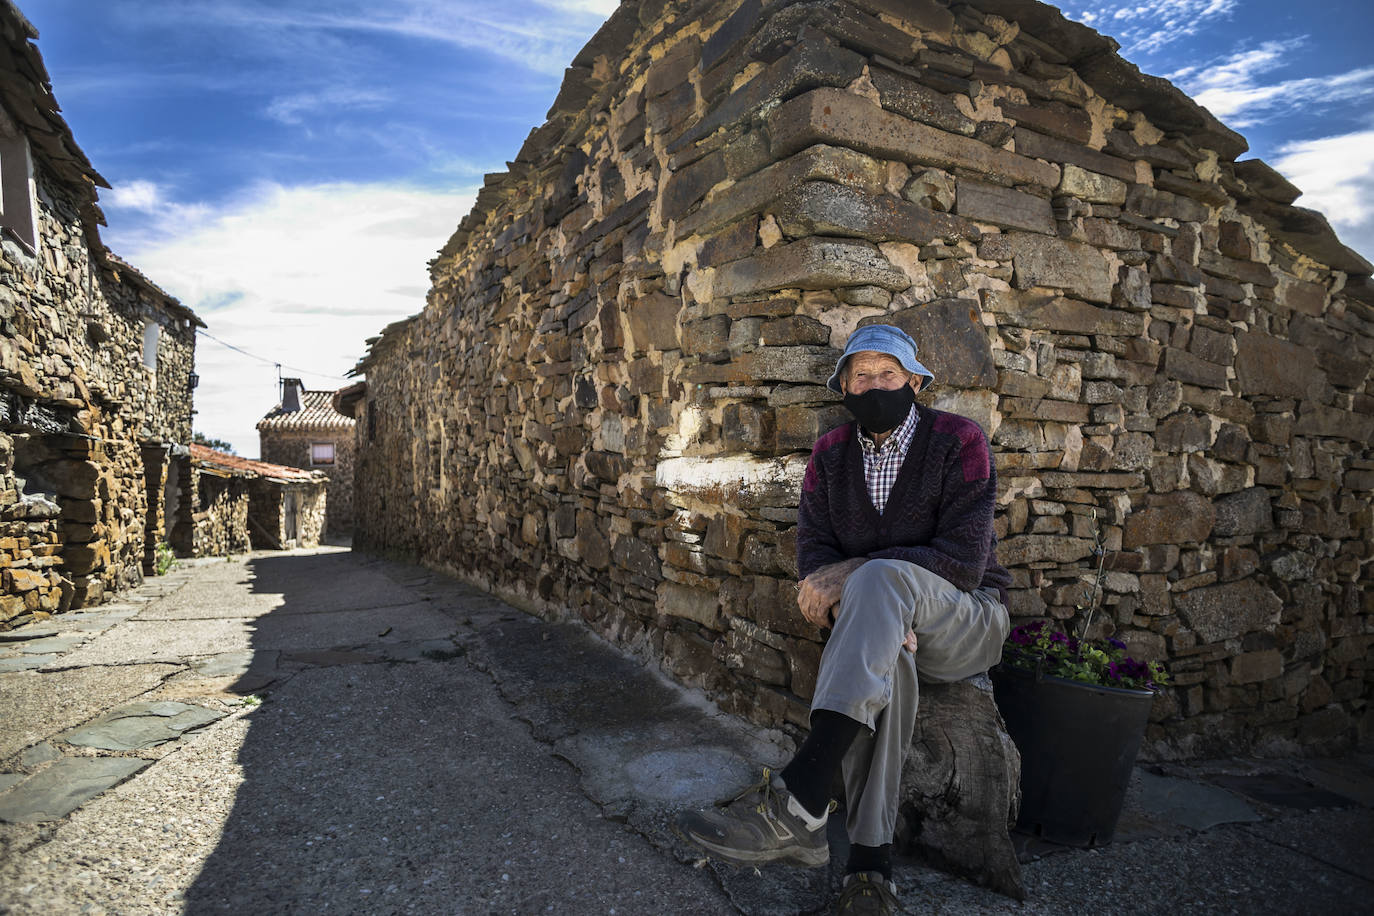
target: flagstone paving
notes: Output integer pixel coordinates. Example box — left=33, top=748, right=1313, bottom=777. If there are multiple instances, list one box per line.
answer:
left=0, top=663, right=185, bottom=760
left=0, top=758, right=150, bottom=824
left=0, top=548, right=741, bottom=915
left=0, top=655, right=57, bottom=672
left=56, top=701, right=226, bottom=752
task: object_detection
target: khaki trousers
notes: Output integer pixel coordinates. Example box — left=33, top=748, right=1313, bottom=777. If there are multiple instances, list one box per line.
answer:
left=811, top=559, right=1009, bottom=847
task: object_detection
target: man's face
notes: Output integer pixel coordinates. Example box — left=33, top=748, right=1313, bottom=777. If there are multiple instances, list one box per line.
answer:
left=842, top=351, right=915, bottom=395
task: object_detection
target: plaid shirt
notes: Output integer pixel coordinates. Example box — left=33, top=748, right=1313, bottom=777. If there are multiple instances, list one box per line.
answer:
left=857, top=405, right=919, bottom=514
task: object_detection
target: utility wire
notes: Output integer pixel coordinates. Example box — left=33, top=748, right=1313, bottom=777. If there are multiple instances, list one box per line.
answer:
left=196, top=329, right=351, bottom=381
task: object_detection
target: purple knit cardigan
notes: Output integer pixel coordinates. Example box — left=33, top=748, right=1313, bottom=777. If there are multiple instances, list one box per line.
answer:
left=797, top=403, right=1012, bottom=605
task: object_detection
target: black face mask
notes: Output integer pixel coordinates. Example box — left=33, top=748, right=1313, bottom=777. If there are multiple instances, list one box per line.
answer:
left=843, top=385, right=915, bottom=435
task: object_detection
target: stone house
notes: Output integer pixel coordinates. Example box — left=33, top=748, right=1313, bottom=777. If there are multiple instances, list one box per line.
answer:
left=257, top=378, right=356, bottom=534
left=0, top=4, right=202, bottom=628
left=187, top=444, right=327, bottom=551
left=350, top=0, right=1372, bottom=759
left=177, top=445, right=250, bottom=558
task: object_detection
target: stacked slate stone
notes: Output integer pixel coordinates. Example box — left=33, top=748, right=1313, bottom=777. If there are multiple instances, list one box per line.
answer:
left=1, top=208, right=197, bottom=621
left=187, top=465, right=252, bottom=558
left=0, top=8, right=199, bottom=625
left=353, top=0, right=1373, bottom=758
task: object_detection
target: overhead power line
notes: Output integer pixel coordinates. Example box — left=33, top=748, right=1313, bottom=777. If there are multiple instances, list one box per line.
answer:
left=196, top=329, right=351, bottom=381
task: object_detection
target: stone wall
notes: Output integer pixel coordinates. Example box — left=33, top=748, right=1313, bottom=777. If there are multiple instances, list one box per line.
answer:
left=191, top=469, right=252, bottom=558
left=259, top=429, right=355, bottom=533
left=0, top=8, right=200, bottom=627
left=1, top=163, right=198, bottom=624
left=353, top=0, right=1373, bottom=758
left=187, top=445, right=328, bottom=553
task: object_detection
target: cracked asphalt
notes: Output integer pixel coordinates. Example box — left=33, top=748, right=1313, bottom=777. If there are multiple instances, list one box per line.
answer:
left=1, top=546, right=1371, bottom=915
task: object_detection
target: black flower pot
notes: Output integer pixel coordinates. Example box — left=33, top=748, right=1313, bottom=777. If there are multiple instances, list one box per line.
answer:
left=991, top=664, right=1155, bottom=848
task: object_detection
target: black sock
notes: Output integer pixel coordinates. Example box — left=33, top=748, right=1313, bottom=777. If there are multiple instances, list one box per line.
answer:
left=847, top=843, right=893, bottom=881
left=780, top=709, right=863, bottom=819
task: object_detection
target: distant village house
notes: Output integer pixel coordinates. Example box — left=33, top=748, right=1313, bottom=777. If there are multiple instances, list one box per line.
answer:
left=257, top=378, right=356, bottom=535
left=187, top=444, right=327, bottom=552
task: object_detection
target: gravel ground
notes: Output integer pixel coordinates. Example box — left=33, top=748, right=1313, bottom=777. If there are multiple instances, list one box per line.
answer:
left=1, top=548, right=1370, bottom=916
left=1, top=550, right=734, bottom=915
left=0, top=664, right=182, bottom=759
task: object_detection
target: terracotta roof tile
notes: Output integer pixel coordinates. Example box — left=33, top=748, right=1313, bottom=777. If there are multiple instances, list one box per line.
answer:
left=190, top=443, right=323, bottom=483
left=256, top=389, right=356, bottom=432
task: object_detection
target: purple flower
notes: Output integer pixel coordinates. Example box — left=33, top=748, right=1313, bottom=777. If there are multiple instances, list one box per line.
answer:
left=1116, top=658, right=1147, bottom=679
left=1000, top=620, right=1169, bottom=691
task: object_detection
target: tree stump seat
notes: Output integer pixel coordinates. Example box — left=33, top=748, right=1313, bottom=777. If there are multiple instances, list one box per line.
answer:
left=894, top=673, right=1025, bottom=900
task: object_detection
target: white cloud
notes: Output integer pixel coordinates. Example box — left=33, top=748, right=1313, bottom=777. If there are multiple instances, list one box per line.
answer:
left=1171, top=40, right=1374, bottom=127
left=537, top=0, right=620, bottom=16
left=265, top=88, right=391, bottom=125
left=118, top=181, right=477, bottom=456
left=1059, top=0, right=1237, bottom=56
left=1271, top=130, right=1374, bottom=261
left=103, top=179, right=217, bottom=232
left=106, top=179, right=163, bottom=211
left=156, top=0, right=609, bottom=77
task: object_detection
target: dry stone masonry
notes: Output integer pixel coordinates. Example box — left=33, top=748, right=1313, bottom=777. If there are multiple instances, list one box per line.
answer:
left=352, top=0, right=1373, bottom=758
left=0, top=6, right=201, bottom=626
left=186, top=458, right=252, bottom=558
left=188, top=444, right=329, bottom=553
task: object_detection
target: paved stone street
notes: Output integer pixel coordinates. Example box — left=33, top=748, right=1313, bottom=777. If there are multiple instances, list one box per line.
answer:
left=1, top=547, right=1371, bottom=915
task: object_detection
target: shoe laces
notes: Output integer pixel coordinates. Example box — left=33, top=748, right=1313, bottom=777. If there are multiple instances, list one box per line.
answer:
left=716, top=767, right=834, bottom=822
left=715, top=766, right=780, bottom=817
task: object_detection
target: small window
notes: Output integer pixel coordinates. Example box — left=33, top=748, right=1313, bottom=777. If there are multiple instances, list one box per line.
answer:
left=310, top=442, right=335, bottom=465
left=0, top=105, right=37, bottom=253
left=142, top=319, right=160, bottom=369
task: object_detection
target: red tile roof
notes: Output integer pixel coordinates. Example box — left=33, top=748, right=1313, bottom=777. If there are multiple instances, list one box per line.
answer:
left=256, top=389, right=356, bottom=432
left=190, top=444, right=323, bottom=483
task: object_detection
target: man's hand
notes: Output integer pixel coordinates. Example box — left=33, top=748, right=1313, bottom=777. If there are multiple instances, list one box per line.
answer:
left=797, top=558, right=868, bottom=628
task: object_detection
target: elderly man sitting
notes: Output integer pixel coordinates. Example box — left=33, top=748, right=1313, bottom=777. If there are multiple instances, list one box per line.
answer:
left=677, top=325, right=1012, bottom=915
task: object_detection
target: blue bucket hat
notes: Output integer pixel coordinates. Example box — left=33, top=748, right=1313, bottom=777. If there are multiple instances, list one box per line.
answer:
left=826, top=324, right=934, bottom=393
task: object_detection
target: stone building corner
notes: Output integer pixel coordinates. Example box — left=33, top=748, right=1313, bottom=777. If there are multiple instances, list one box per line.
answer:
left=350, top=0, right=1372, bottom=759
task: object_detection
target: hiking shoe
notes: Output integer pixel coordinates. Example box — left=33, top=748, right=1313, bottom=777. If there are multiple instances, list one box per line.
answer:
left=674, top=767, right=830, bottom=867
left=835, top=871, right=898, bottom=915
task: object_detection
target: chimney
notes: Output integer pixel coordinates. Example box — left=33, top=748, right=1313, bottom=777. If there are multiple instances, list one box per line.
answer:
left=281, top=377, right=304, bottom=412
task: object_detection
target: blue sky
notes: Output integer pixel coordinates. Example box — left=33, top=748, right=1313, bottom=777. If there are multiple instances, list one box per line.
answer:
left=24, top=0, right=1374, bottom=456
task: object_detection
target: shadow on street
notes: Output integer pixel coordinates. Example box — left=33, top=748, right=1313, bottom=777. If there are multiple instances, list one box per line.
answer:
left=179, top=549, right=733, bottom=914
